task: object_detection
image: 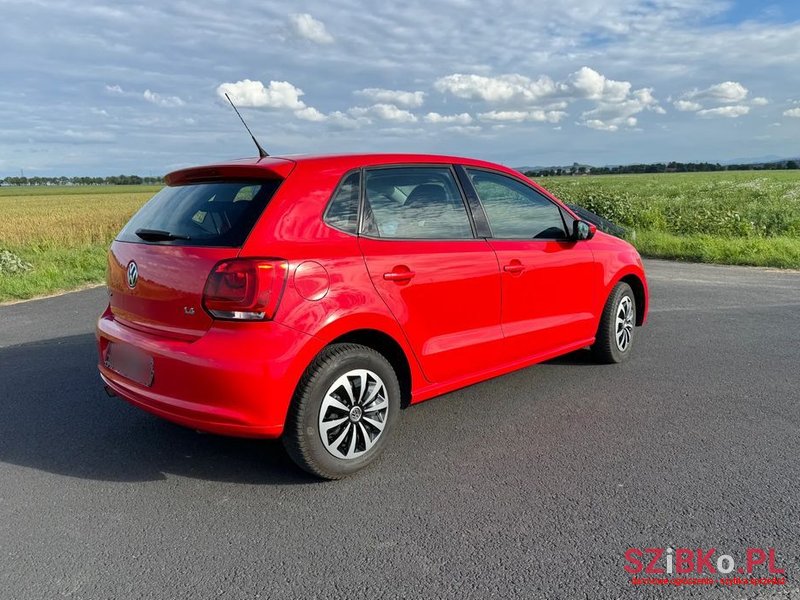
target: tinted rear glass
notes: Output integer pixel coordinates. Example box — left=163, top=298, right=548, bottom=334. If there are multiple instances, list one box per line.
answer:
left=117, top=180, right=281, bottom=246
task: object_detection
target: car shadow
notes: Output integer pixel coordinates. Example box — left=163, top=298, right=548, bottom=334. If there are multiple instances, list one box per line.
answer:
left=542, top=348, right=598, bottom=366
left=0, top=333, right=316, bottom=484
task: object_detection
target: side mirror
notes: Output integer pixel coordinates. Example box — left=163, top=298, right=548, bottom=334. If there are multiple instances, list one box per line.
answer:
left=573, top=220, right=596, bottom=241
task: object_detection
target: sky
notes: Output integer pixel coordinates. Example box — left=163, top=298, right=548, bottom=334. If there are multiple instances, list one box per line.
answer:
left=1, top=0, right=799, bottom=176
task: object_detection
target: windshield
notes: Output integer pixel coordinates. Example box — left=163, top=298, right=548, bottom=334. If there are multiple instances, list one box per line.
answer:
left=117, top=180, right=281, bottom=247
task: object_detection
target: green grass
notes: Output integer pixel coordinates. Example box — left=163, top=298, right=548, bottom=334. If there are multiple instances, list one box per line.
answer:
left=536, top=170, right=800, bottom=269
left=633, top=231, right=800, bottom=269
left=538, top=170, right=800, bottom=238
left=1, top=172, right=799, bottom=303
left=0, top=185, right=159, bottom=302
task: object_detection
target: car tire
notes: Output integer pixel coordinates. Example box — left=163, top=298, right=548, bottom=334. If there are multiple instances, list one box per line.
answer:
left=282, top=343, right=400, bottom=479
left=591, top=282, right=636, bottom=364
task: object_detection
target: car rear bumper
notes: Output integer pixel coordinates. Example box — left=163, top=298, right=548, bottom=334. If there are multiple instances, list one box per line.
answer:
left=96, top=309, right=322, bottom=439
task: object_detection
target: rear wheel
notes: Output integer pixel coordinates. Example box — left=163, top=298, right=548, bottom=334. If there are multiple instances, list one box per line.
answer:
left=282, top=343, right=400, bottom=479
left=591, top=282, right=636, bottom=364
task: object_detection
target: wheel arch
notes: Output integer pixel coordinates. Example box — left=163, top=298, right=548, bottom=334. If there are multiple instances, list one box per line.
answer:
left=328, top=329, right=413, bottom=407
left=310, top=313, right=422, bottom=407
left=617, top=273, right=647, bottom=326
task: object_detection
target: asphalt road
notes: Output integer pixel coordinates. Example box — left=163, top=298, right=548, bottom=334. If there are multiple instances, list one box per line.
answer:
left=1, top=259, right=799, bottom=599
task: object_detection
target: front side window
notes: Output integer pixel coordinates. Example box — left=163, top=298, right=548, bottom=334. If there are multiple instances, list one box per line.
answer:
left=362, top=167, right=473, bottom=239
left=466, top=169, right=567, bottom=240
left=323, top=171, right=361, bottom=234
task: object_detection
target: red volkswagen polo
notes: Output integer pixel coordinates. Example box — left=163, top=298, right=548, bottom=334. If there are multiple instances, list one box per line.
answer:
left=97, top=153, right=648, bottom=478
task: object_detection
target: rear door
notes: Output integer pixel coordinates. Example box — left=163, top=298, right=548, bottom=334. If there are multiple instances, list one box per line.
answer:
left=357, top=165, right=504, bottom=383
left=108, top=179, right=281, bottom=339
left=461, top=167, right=596, bottom=360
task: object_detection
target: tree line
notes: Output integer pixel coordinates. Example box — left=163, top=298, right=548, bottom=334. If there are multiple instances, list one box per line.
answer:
left=524, top=160, right=800, bottom=178
left=1, top=175, right=164, bottom=186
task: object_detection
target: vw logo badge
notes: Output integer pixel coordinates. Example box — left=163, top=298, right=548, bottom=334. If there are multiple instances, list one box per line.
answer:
left=127, top=261, right=139, bottom=289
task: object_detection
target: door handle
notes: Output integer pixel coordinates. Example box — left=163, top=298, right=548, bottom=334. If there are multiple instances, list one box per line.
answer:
left=383, top=267, right=415, bottom=283
left=503, top=260, right=524, bottom=274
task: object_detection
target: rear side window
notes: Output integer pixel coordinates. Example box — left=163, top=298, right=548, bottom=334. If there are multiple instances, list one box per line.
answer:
left=323, top=171, right=360, bottom=234
left=117, top=180, right=281, bottom=246
left=362, top=167, right=473, bottom=239
left=466, top=169, right=567, bottom=240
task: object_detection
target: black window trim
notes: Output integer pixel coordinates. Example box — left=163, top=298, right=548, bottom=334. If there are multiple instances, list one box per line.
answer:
left=459, top=165, right=571, bottom=242
left=322, top=168, right=362, bottom=236
left=454, top=165, right=492, bottom=238
left=356, top=163, right=480, bottom=242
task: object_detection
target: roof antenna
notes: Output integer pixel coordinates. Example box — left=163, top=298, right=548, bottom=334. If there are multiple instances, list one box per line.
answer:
left=224, top=93, right=269, bottom=158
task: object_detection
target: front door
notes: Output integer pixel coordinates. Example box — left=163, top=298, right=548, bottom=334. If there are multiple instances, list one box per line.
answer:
left=463, top=167, right=596, bottom=361
left=358, top=165, right=504, bottom=383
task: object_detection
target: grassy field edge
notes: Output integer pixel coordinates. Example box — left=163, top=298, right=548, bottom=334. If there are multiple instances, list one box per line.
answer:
left=633, top=231, right=800, bottom=269
left=3, top=232, right=799, bottom=304
left=1, top=173, right=799, bottom=303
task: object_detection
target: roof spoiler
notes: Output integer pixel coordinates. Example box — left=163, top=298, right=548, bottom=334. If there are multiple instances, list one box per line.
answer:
left=165, top=159, right=296, bottom=186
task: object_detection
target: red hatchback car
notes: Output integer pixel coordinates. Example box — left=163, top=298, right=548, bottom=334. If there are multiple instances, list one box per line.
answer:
left=97, top=153, right=648, bottom=478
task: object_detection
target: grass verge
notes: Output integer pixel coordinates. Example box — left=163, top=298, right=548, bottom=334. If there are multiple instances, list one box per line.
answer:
left=0, top=244, right=109, bottom=302
left=633, top=231, right=800, bottom=269
left=0, top=186, right=157, bottom=303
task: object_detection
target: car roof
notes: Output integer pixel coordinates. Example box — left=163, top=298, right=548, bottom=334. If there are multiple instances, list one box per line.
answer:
left=274, top=152, right=507, bottom=168
left=166, top=153, right=516, bottom=180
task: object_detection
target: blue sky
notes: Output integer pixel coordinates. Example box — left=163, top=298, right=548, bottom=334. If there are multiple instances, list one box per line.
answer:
left=1, top=0, right=799, bottom=175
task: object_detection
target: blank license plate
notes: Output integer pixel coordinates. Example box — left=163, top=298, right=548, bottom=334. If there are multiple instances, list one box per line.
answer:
left=105, top=342, right=154, bottom=387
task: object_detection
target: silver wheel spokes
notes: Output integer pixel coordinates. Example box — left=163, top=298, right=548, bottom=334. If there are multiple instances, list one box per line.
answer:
left=318, top=369, right=389, bottom=460
left=615, top=295, right=634, bottom=352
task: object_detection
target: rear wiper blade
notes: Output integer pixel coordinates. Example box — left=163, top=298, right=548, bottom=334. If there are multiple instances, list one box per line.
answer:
left=134, top=228, right=191, bottom=241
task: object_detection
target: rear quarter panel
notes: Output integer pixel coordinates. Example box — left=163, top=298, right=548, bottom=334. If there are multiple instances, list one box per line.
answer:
left=239, top=160, right=428, bottom=390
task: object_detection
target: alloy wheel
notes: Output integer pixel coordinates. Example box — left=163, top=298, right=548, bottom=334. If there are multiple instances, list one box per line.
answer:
left=615, top=295, right=634, bottom=352
left=318, top=369, right=389, bottom=460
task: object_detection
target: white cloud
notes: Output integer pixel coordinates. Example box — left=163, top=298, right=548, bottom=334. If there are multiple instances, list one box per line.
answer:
left=216, top=79, right=307, bottom=110
left=434, top=67, right=638, bottom=106
left=784, top=108, right=800, bottom=118
left=215, top=79, right=330, bottom=123
left=434, top=73, right=559, bottom=103
left=446, top=125, right=482, bottom=135
left=585, top=119, right=620, bottom=132
left=697, top=105, right=750, bottom=118
left=423, top=112, right=473, bottom=124
left=295, top=106, right=327, bottom=122
left=478, top=110, right=565, bottom=123
left=434, top=67, right=663, bottom=132
left=568, top=67, right=631, bottom=102
left=349, top=104, right=417, bottom=123
left=685, top=81, right=749, bottom=103
left=143, top=89, right=185, bottom=108
left=355, top=88, right=425, bottom=108
left=289, top=13, right=334, bottom=44
left=578, top=86, right=662, bottom=131
left=104, top=84, right=124, bottom=95
left=673, top=100, right=702, bottom=112
left=326, top=111, right=370, bottom=130
left=674, top=82, right=764, bottom=118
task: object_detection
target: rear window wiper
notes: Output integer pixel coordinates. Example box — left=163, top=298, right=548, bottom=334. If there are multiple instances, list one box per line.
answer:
left=134, top=228, right=191, bottom=241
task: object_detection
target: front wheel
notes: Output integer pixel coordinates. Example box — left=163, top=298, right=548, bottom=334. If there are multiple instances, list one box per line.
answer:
left=282, top=343, right=400, bottom=479
left=591, top=282, right=636, bottom=364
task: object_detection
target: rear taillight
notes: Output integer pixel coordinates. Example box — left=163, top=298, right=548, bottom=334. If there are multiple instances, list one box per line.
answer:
left=202, top=258, right=288, bottom=321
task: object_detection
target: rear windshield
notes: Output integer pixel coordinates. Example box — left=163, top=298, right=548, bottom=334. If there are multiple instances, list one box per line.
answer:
left=117, top=180, right=281, bottom=246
